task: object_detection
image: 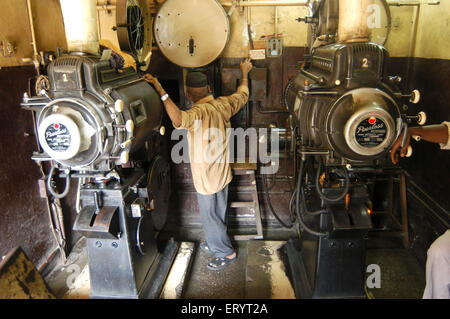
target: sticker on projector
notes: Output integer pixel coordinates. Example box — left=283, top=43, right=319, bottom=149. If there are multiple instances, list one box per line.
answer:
left=45, top=123, right=71, bottom=151
left=355, top=119, right=387, bottom=147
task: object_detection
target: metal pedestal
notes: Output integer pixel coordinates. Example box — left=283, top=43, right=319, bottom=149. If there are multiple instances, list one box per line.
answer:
left=73, top=169, right=176, bottom=299
left=285, top=185, right=372, bottom=299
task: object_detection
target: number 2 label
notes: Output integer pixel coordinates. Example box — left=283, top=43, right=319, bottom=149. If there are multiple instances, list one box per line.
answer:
left=362, top=58, right=369, bottom=68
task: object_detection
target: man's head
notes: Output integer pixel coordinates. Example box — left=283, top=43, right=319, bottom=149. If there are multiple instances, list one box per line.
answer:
left=186, top=71, right=211, bottom=103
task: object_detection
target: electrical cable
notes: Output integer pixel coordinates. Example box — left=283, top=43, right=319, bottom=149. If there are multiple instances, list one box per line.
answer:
left=290, top=157, right=326, bottom=216
left=47, top=165, right=71, bottom=199
left=35, top=75, right=50, bottom=96
left=294, top=161, right=324, bottom=238
left=294, top=157, right=328, bottom=237
left=299, top=156, right=327, bottom=216
left=289, top=189, right=297, bottom=220
left=314, top=158, right=349, bottom=202
left=254, top=101, right=290, bottom=114
left=262, top=173, right=294, bottom=229
left=300, top=187, right=327, bottom=216
left=265, top=172, right=277, bottom=191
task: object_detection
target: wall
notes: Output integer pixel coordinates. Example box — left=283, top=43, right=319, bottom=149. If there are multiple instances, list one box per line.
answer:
left=1, top=1, right=447, bottom=66
left=0, top=66, right=59, bottom=270
left=0, top=0, right=67, bottom=270
left=385, top=1, right=450, bottom=265
left=0, top=0, right=67, bottom=67
left=221, top=4, right=310, bottom=58
left=386, top=1, right=450, bottom=59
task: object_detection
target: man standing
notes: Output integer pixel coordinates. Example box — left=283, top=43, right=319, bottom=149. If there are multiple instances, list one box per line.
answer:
left=391, top=121, right=450, bottom=299
left=144, top=58, right=253, bottom=270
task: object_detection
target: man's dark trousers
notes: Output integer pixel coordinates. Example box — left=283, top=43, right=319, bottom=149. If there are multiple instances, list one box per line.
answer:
left=197, top=184, right=234, bottom=258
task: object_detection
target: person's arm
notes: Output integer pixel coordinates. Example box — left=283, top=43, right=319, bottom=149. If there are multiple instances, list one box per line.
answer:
left=390, top=123, right=449, bottom=164
left=143, top=74, right=182, bottom=128
left=240, top=58, right=252, bottom=89
left=225, top=58, right=253, bottom=117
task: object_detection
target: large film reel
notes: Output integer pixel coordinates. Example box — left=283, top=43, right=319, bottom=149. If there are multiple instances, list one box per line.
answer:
left=146, top=156, right=171, bottom=232
left=154, top=0, right=230, bottom=68
left=116, top=0, right=153, bottom=71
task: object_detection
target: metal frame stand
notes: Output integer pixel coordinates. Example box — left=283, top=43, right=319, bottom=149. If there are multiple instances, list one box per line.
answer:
left=285, top=185, right=372, bottom=299
left=73, top=169, right=177, bottom=299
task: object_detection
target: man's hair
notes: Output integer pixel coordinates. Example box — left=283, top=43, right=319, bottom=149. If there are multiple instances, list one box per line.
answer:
left=186, top=86, right=209, bottom=102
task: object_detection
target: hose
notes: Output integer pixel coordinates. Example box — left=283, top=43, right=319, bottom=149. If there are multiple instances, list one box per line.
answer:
left=265, top=172, right=277, bottom=191
left=289, top=174, right=326, bottom=217
left=35, top=75, right=50, bottom=96
left=294, top=157, right=328, bottom=237
left=289, top=189, right=297, bottom=218
left=47, top=165, right=71, bottom=199
left=300, top=187, right=327, bottom=216
left=262, top=173, right=294, bottom=229
left=289, top=161, right=327, bottom=216
left=314, top=159, right=349, bottom=203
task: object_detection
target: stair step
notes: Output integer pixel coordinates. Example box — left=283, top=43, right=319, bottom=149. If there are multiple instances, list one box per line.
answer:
left=230, top=201, right=255, bottom=208
left=230, top=186, right=256, bottom=192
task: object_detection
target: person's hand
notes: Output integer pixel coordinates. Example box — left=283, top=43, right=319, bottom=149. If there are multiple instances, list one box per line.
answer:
left=390, top=130, right=411, bottom=164
left=143, top=73, right=164, bottom=95
left=240, top=58, right=253, bottom=78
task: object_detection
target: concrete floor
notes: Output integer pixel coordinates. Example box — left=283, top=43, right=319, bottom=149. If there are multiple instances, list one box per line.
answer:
left=182, top=240, right=296, bottom=299
left=44, top=237, right=90, bottom=299
left=160, top=225, right=298, bottom=299
left=44, top=225, right=426, bottom=299
left=365, top=248, right=426, bottom=299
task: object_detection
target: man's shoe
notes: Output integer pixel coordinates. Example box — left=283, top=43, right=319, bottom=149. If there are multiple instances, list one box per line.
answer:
left=207, top=255, right=237, bottom=271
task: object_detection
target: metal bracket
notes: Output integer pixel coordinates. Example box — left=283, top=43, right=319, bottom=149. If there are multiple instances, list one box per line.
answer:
left=0, top=40, right=16, bottom=57
left=227, top=0, right=238, bottom=16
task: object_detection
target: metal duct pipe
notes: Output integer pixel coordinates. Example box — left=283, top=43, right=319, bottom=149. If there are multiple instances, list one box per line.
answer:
left=220, top=1, right=309, bottom=6
left=59, top=0, right=100, bottom=55
left=338, top=0, right=374, bottom=43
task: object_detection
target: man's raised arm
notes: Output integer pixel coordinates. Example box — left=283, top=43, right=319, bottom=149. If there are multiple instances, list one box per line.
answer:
left=143, top=74, right=182, bottom=128
left=226, top=58, right=253, bottom=117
